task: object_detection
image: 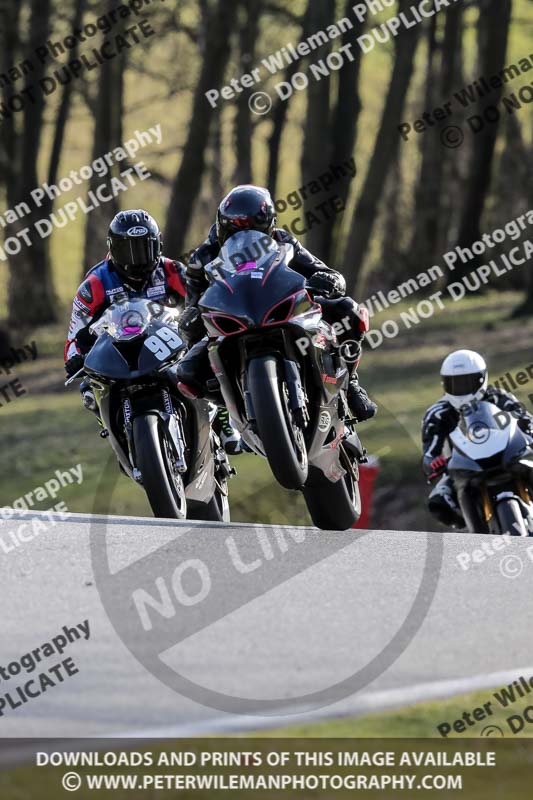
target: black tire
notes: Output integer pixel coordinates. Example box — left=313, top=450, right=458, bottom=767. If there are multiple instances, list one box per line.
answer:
left=133, top=414, right=187, bottom=519
left=303, top=464, right=361, bottom=531
left=188, top=485, right=230, bottom=523
left=247, top=355, right=308, bottom=490
left=496, top=498, right=527, bottom=536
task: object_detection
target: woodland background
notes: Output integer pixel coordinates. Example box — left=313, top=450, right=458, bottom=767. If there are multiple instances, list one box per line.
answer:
left=0, top=0, right=532, bottom=530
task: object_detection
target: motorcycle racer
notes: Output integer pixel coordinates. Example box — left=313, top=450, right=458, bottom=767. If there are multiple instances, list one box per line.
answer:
left=65, top=210, right=186, bottom=371
left=176, top=184, right=377, bottom=424
left=64, top=209, right=249, bottom=455
left=422, top=349, right=533, bottom=527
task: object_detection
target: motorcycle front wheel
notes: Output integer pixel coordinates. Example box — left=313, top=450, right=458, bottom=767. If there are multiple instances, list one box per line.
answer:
left=188, top=482, right=230, bottom=523
left=496, top=497, right=528, bottom=536
left=133, top=414, right=187, bottom=519
left=247, top=355, right=308, bottom=490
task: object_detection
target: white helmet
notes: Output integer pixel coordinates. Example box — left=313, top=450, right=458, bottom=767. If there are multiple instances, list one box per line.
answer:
left=440, top=349, right=488, bottom=409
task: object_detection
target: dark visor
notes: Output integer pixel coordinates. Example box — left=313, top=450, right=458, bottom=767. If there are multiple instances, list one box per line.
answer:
left=111, top=236, right=157, bottom=269
left=442, top=372, right=484, bottom=397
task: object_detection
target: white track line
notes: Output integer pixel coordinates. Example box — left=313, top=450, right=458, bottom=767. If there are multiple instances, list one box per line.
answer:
left=107, top=665, right=533, bottom=739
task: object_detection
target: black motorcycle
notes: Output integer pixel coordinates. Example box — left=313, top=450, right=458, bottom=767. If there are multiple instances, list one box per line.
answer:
left=197, top=230, right=366, bottom=531
left=447, top=400, right=533, bottom=535
left=66, top=298, right=232, bottom=521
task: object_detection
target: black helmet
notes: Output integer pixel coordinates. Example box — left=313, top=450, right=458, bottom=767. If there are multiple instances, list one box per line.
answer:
left=216, top=185, right=276, bottom=246
left=107, top=209, right=162, bottom=285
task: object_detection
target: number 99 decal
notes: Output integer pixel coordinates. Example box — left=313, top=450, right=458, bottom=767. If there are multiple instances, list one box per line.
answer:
left=145, top=327, right=182, bottom=361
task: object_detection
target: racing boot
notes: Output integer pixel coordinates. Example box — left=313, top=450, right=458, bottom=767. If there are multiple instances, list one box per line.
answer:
left=215, top=407, right=245, bottom=455
left=347, top=372, right=377, bottom=423
left=428, top=476, right=464, bottom=528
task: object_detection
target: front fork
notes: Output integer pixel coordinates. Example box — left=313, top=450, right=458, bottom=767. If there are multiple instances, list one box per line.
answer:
left=125, top=390, right=188, bottom=480
left=480, top=480, right=532, bottom=529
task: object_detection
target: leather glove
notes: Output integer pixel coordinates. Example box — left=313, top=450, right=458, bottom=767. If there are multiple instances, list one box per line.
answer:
left=65, top=354, right=85, bottom=378
left=518, top=417, right=533, bottom=437
left=305, top=270, right=346, bottom=299
left=428, top=455, right=448, bottom=481
left=179, top=305, right=205, bottom=345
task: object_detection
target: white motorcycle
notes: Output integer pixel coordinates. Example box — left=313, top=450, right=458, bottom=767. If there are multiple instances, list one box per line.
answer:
left=446, top=400, right=533, bottom=535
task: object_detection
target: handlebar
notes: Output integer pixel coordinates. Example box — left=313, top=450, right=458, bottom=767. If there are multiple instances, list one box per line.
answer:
left=64, top=367, right=85, bottom=387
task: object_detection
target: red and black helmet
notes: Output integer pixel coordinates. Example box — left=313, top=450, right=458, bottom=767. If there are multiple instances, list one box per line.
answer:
left=216, top=185, right=276, bottom=246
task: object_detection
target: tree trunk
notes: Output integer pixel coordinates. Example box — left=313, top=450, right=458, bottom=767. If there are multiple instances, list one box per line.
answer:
left=506, top=119, right=533, bottom=316
left=266, top=59, right=301, bottom=197
left=83, top=8, right=127, bottom=272
left=406, top=7, right=464, bottom=269
left=299, top=0, right=335, bottom=258
left=47, top=0, right=86, bottom=189
left=6, top=0, right=58, bottom=326
left=164, top=0, right=239, bottom=256
left=342, top=0, right=423, bottom=296
left=326, top=0, right=365, bottom=265
left=406, top=16, right=439, bottom=271
left=232, top=0, right=260, bottom=185
left=451, top=0, right=512, bottom=281
left=267, top=8, right=310, bottom=197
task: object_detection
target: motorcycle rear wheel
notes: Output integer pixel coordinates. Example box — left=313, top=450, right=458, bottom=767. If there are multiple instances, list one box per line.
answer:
left=133, top=414, right=187, bottom=519
left=303, top=460, right=361, bottom=531
left=248, top=355, right=308, bottom=490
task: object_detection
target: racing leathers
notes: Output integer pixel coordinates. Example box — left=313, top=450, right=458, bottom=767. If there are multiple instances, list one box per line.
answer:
left=177, top=224, right=377, bottom=422
left=422, top=387, right=533, bottom=527
left=65, top=256, right=187, bottom=367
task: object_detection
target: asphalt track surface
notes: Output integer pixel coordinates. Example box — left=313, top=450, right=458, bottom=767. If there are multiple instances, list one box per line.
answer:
left=1, top=511, right=533, bottom=740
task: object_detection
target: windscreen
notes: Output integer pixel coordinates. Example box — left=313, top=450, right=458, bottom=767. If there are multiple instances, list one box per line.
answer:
left=218, top=230, right=280, bottom=274
left=458, top=400, right=506, bottom=437
left=89, top=298, right=156, bottom=340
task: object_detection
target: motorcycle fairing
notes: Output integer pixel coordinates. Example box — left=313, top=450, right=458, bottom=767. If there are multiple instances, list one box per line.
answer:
left=449, top=401, right=515, bottom=461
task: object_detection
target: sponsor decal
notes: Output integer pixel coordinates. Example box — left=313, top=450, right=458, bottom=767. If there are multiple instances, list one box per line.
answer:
left=318, top=410, right=332, bottom=432
left=73, top=296, right=90, bottom=312
left=78, top=280, right=93, bottom=304
left=147, top=286, right=166, bottom=298
left=127, top=226, right=148, bottom=236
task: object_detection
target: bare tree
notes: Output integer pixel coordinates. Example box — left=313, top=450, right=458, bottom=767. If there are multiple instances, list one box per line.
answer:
left=342, top=0, right=423, bottom=296
left=266, top=7, right=305, bottom=196
left=3, top=0, right=58, bottom=326
left=502, top=117, right=533, bottom=317
left=326, top=0, right=365, bottom=265
left=82, top=60, right=126, bottom=271
left=451, top=0, right=513, bottom=281
left=164, top=0, right=239, bottom=256
left=83, top=2, right=127, bottom=271
left=298, top=0, right=335, bottom=258
left=232, top=0, right=261, bottom=185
